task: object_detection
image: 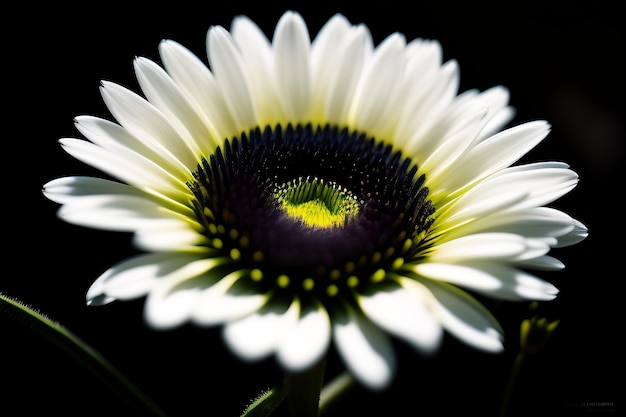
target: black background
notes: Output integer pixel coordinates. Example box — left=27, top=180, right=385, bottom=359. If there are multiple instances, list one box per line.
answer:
left=3, top=1, right=622, bottom=416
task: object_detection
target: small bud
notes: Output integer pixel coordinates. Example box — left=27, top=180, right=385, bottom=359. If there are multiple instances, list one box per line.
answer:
left=519, top=302, right=559, bottom=355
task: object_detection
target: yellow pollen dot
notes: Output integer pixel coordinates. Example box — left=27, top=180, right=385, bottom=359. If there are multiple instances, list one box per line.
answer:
left=302, top=278, right=315, bottom=291
left=326, top=284, right=339, bottom=297
left=252, top=250, right=264, bottom=262
left=208, top=223, right=217, bottom=234
left=329, top=269, right=341, bottom=280
left=371, top=268, right=386, bottom=282
left=391, top=257, right=405, bottom=270
left=384, top=247, right=395, bottom=259
left=347, top=276, right=359, bottom=288
left=344, top=262, right=355, bottom=273
left=212, top=238, right=223, bottom=249
left=217, top=225, right=225, bottom=234
left=229, top=229, right=239, bottom=240
left=402, top=238, right=413, bottom=253
left=230, top=248, right=241, bottom=260
left=251, top=269, right=263, bottom=281
left=239, top=236, right=250, bottom=248
left=277, top=275, right=290, bottom=288
left=203, top=207, right=215, bottom=220
left=371, top=252, right=382, bottom=264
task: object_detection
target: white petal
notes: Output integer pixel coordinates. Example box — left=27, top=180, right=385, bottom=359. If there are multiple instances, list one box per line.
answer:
left=413, top=262, right=559, bottom=301
left=43, top=176, right=138, bottom=205
left=517, top=255, right=565, bottom=271
left=231, top=15, right=285, bottom=123
left=485, top=162, right=580, bottom=209
left=322, top=25, right=371, bottom=125
left=428, top=233, right=540, bottom=262
left=192, top=274, right=269, bottom=326
left=134, top=56, right=215, bottom=154
left=413, top=278, right=504, bottom=352
left=439, top=207, right=577, bottom=244
left=402, top=60, right=460, bottom=155
left=86, top=252, right=206, bottom=305
left=74, top=116, right=190, bottom=194
left=272, top=11, right=311, bottom=121
left=443, top=121, right=551, bottom=191
left=144, top=257, right=225, bottom=329
left=55, top=193, right=175, bottom=232
left=207, top=26, right=257, bottom=130
left=554, top=218, right=588, bottom=247
left=349, top=33, right=406, bottom=136
left=158, top=40, right=237, bottom=140
left=132, top=221, right=207, bottom=251
left=223, top=299, right=299, bottom=362
left=358, top=283, right=442, bottom=354
left=310, top=13, right=352, bottom=110
left=58, top=138, right=179, bottom=196
left=333, top=303, right=396, bottom=390
left=277, top=302, right=331, bottom=371
left=99, top=81, right=198, bottom=171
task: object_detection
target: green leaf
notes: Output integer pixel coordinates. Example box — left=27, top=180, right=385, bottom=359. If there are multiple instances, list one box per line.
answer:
left=0, top=292, right=168, bottom=417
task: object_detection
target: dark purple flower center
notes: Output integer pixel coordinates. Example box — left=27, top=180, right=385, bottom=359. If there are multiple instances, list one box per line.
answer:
left=188, top=124, right=433, bottom=299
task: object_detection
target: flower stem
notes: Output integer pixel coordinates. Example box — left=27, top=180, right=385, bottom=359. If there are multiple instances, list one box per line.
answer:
left=319, top=371, right=356, bottom=415
left=283, top=357, right=327, bottom=417
left=240, top=385, right=286, bottom=417
left=499, top=351, right=525, bottom=417
left=0, top=292, right=168, bottom=417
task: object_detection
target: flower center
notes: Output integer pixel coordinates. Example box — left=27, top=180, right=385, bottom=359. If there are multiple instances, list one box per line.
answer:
left=188, top=123, right=434, bottom=301
left=273, top=177, right=360, bottom=229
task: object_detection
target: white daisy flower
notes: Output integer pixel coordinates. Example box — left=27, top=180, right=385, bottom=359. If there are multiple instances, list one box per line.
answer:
left=43, top=10, right=587, bottom=393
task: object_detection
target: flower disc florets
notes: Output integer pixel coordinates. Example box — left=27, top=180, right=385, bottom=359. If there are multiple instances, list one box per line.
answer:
left=189, top=123, right=433, bottom=304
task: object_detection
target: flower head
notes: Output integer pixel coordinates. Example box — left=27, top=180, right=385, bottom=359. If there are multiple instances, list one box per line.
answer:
left=43, top=11, right=587, bottom=390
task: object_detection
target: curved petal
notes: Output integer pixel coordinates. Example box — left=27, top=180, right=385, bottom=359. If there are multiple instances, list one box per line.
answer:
left=441, top=121, right=551, bottom=192
left=272, top=11, right=312, bottom=122
left=55, top=193, right=176, bottom=231
left=230, top=15, right=284, bottom=124
left=132, top=221, right=208, bottom=251
left=413, top=278, right=504, bottom=352
left=74, top=115, right=191, bottom=194
left=277, top=301, right=332, bottom=371
left=143, top=257, right=228, bottom=329
left=86, top=252, right=208, bottom=305
left=427, top=233, right=547, bottom=262
left=158, top=39, right=237, bottom=141
left=134, top=56, right=215, bottom=154
left=349, top=33, right=406, bottom=137
left=357, top=282, right=443, bottom=354
left=207, top=25, right=257, bottom=130
left=333, top=303, right=396, bottom=391
left=223, top=298, right=299, bottom=362
left=99, top=81, right=198, bottom=171
left=192, top=273, right=270, bottom=326
left=413, top=261, right=559, bottom=301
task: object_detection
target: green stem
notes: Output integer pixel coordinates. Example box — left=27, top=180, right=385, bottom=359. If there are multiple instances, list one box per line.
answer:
left=240, top=384, right=287, bottom=417
left=0, top=293, right=168, bottom=417
left=283, top=357, right=327, bottom=417
left=319, top=371, right=356, bottom=415
left=499, top=351, right=525, bottom=417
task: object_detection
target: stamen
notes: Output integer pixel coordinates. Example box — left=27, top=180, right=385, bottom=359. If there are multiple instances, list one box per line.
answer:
left=273, top=177, right=360, bottom=229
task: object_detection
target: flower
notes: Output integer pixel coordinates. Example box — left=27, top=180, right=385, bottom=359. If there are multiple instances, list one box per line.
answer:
left=43, top=10, right=587, bottom=391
